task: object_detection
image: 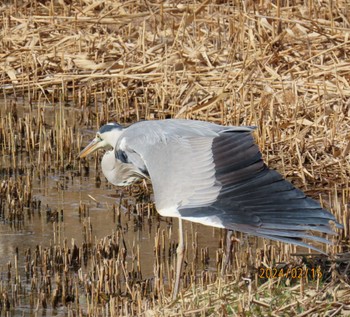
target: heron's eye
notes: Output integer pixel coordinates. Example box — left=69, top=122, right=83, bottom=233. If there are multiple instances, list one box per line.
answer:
left=96, top=133, right=102, bottom=140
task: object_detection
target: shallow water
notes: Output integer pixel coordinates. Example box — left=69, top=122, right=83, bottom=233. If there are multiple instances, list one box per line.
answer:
left=0, top=101, right=220, bottom=315
left=0, top=142, right=224, bottom=316
left=0, top=164, right=223, bottom=272
left=0, top=99, right=224, bottom=301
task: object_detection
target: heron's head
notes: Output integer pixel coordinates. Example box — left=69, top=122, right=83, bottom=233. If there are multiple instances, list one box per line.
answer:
left=79, top=123, right=124, bottom=158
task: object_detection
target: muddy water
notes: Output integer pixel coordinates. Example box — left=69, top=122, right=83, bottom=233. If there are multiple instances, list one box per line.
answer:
left=0, top=100, right=225, bottom=285
left=0, top=163, right=224, bottom=274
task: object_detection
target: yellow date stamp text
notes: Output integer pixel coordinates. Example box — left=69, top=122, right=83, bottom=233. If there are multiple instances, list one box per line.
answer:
left=257, top=266, right=323, bottom=280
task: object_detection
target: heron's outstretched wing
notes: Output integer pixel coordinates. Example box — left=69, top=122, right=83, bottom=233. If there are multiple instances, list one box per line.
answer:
left=116, top=119, right=341, bottom=252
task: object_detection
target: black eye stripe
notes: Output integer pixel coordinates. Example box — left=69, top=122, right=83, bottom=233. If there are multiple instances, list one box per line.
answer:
left=99, top=123, right=123, bottom=134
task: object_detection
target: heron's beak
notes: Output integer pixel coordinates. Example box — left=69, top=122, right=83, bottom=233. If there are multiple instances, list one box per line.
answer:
left=79, top=138, right=102, bottom=158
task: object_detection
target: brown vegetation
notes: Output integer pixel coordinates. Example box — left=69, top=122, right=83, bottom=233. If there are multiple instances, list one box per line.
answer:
left=0, top=0, right=349, bottom=315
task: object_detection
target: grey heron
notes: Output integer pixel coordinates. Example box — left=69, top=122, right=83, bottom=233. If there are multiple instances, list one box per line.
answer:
left=79, top=119, right=342, bottom=299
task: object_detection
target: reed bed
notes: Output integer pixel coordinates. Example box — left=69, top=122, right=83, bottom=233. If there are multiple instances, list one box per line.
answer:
left=0, top=0, right=350, bottom=316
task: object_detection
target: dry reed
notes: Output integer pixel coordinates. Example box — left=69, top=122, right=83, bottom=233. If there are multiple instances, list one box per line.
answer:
left=0, top=0, right=350, bottom=316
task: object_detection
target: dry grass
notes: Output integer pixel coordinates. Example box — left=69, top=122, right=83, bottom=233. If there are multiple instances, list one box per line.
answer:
left=1, top=0, right=350, bottom=316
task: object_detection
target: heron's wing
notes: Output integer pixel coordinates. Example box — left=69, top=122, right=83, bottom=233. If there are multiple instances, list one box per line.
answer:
left=115, top=120, right=253, bottom=210
left=116, top=120, right=341, bottom=253
left=116, top=120, right=254, bottom=212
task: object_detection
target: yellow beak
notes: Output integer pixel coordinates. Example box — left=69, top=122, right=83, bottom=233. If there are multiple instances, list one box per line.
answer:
left=79, top=138, right=101, bottom=158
